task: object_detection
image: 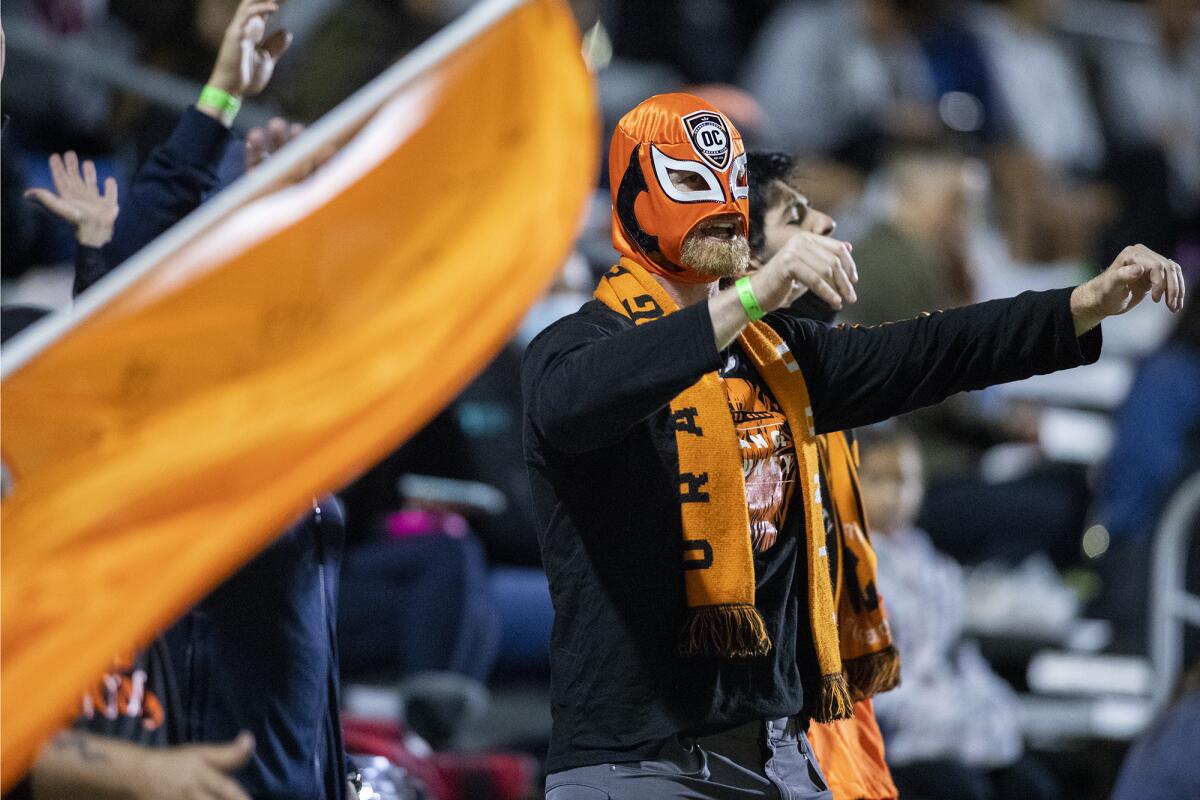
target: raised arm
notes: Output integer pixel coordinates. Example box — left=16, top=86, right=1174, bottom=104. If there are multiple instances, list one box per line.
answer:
left=775, top=244, right=1184, bottom=434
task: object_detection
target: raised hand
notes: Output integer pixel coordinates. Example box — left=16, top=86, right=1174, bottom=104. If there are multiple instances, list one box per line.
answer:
left=24, top=151, right=119, bottom=248
left=1070, top=244, right=1185, bottom=334
left=204, top=0, right=292, bottom=103
left=245, top=117, right=338, bottom=180
left=750, top=231, right=858, bottom=313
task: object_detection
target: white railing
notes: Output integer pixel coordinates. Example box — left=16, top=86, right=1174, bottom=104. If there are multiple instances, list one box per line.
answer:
left=1150, top=470, right=1200, bottom=707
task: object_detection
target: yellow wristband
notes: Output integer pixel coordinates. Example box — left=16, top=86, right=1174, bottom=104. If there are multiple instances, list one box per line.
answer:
left=198, top=85, right=241, bottom=124
left=735, top=276, right=766, bottom=322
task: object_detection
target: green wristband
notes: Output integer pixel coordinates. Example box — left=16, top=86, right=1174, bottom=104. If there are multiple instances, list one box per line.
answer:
left=735, top=276, right=766, bottom=322
left=198, top=85, right=242, bottom=123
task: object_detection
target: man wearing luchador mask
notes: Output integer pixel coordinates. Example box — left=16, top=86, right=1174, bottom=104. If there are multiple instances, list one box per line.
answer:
left=523, top=92, right=1182, bottom=799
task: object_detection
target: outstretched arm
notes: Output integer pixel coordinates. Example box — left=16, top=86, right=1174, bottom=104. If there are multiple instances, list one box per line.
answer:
left=779, top=245, right=1184, bottom=434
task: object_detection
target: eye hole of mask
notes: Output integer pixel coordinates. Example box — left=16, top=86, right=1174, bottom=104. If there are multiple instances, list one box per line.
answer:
left=650, top=145, right=725, bottom=203
left=668, top=168, right=710, bottom=193
left=730, top=153, right=748, bottom=200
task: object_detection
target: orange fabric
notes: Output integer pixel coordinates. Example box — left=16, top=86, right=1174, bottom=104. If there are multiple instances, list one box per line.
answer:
left=808, top=699, right=898, bottom=800
left=0, top=0, right=595, bottom=789
left=607, top=93, right=749, bottom=283
left=818, top=433, right=897, bottom=698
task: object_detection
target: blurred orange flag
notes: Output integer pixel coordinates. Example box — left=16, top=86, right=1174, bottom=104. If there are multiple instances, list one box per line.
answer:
left=0, top=0, right=596, bottom=787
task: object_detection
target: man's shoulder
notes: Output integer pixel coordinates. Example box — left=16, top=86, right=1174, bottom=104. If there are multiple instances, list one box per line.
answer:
left=524, top=299, right=629, bottom=353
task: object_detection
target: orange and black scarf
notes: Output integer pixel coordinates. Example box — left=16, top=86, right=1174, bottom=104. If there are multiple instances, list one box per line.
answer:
left=818, top=432, right=901, bottom=701
left=595, top=257, right=853, bottom=722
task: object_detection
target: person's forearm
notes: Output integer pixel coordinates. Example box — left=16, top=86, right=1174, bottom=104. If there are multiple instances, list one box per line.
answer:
left=707, top=285, right=751, bottom=350
left=31, top=732, right=145, bottom=800
left=1069, top=282, right=1105, bottom=336
left=103, top=108, right=234, bottom=271
left=797, top=289, right=1101, bottom=434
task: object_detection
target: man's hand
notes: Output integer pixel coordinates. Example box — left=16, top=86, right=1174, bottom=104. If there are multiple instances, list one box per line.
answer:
left=201, top=0, right=291, bottom=123
left=126, top=732, right=255, bottom=800
left=1070, top=244, right=1185, bottom=335
left=31, top=731, right=254, bottom=800
left=750, top=232, right=858, bottom=313
left=245, top=117, right=337, bottom=179
left=24, top=152, right=119, bottom=248
left=245, top=117, right=304, bottom=171
left=708, top=232, right=857, bottom=350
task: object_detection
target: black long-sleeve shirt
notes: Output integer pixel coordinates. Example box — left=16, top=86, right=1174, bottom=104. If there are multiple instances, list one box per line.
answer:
left=523, top=289, right=1100, bottom=773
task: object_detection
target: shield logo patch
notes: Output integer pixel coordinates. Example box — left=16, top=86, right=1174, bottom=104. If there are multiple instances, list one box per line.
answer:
left=681, top=111, right=732, bottom=171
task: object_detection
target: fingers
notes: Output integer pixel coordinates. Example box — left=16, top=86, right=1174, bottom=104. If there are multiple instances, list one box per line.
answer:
left=23, top=187, right=79, bottom=223
left=200, top=731, right=255, bottom=771
left=267, top=117, right=289, bottom=153
left=236, top=1, right=279, bottom=35
left=245, top=126, right=267, bottom=170
left=1165, top=259, right=1184, bottom=313
left=791, top=251, right=844, bottom=310
left=48, top=152, right=73, bottom=196
left=82, top=158, right=98, bottom=192
left=1166, top=262, right=1185, bottom=311
left=786, top=233, right=856, bottom=308
left=1112, top=244, right=1187, bottom=313
left=261, top=27, right=292, bottom=61
left=102, top=176, right=119, bottom=204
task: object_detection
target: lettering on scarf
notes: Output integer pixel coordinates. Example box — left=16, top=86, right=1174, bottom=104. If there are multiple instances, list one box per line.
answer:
left=682, top=539, right=714, bottom=570
left=671, top=407, right=704, bottom=436
left=621, top=294, right=664, bottom=323
left=679, top=471, right=710, bottom=503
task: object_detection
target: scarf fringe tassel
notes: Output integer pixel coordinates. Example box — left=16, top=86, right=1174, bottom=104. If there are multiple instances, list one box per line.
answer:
left=678, top=604, right=772, bottom=659
left=843, top=645, right=902, bottom=703
left=812, top=671, right=855, bottom=724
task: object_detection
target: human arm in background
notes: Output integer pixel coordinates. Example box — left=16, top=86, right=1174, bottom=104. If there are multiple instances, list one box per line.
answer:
left=67, top=0, right=292, bottom=294
left=23, top=152, right=119, bottom=296
left=27, top=730, right=253, bottom=800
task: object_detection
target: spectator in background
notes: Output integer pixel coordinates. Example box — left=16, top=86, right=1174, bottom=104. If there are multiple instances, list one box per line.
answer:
left=24, top=2, right=356, bottom=796
left=840, top=147, right=973, bottom=329
left=969, top=0, right=1103, bottom=176
left=1110, top=661, right=1200, bottom=800
left=859, top=424, right=1059, bottom=800
left=742, top=0, right=940, bottom=165
left=1091, top=0, right=1200, bottom=255
left=1092, top=291, right=1200, bottom=655
left=845, top=147, right=1091, bottom=567
left=969, top=0, right=1117, bottom=265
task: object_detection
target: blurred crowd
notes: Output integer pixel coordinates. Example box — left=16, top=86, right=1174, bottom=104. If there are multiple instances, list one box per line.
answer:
left=2, top=0, right=1199, bottom=799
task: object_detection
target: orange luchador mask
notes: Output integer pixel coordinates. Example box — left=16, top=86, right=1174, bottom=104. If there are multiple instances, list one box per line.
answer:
left=609, top=93, right=750, bottom=284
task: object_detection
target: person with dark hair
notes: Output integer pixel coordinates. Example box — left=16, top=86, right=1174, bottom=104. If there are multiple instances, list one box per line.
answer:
left=528, top=92, right=1182, bottom=799
left=21, top=3, right=355, bottom=797
left=745, top=151, right=898, bottom=800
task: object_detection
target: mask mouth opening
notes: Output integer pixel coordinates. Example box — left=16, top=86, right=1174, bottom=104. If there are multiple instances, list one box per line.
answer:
left=690, top=214, right=744, bottom=242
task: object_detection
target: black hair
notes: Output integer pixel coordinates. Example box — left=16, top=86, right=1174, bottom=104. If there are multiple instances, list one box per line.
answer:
left=746, top=151, right=795, bottom=256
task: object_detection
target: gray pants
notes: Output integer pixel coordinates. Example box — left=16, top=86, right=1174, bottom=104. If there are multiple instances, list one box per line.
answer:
left=545, top=718, right=833, bottom=800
